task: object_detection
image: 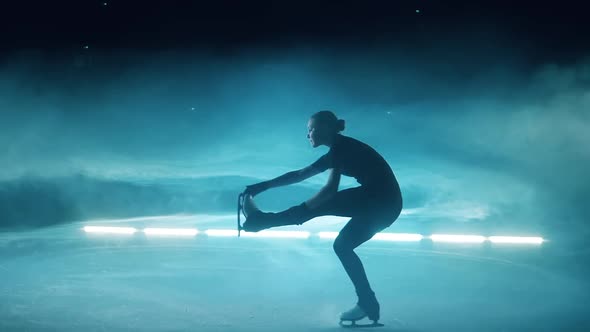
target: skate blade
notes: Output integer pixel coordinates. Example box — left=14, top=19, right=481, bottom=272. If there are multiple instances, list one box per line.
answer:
left=339, top=319, right=384, bottom=328
left=237, top=193, right=246, bottom=237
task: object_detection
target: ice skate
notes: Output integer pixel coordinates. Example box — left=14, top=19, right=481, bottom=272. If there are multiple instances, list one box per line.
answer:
left=339, top=304, right=383, bottom=328
left=242, top=194, right=261, bottom=219
left=240, top=194, right=273, bottom=232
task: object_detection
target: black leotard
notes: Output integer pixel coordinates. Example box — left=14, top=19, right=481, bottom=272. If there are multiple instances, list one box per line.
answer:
left=310, top=134, right=401, bottom=195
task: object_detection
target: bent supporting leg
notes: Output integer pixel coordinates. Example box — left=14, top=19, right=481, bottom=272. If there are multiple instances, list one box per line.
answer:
left=333, top=219, right=388, bottom=321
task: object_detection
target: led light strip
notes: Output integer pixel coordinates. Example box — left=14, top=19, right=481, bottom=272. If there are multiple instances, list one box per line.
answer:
left=144, top=228, right=198, bottom=236
left=83, top=226, right=544, bottom=244
left=83, top=226, right=137, bottom=234
left=241, top=230, right=310, bottom=239
left=373, top=233, right=423, bottom=241
left=488, top=236, right=544, bottom=244
left=430, top=234, right=486, bottom=243
left=205, top=229, right=238, bottom=237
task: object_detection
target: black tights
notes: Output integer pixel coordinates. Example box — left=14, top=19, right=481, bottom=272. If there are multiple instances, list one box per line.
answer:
left=264, top=186, right=402, bottom=305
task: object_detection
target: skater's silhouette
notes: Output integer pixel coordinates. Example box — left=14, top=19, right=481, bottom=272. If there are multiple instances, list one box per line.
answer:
left=242, top=110, right=403, bottom=324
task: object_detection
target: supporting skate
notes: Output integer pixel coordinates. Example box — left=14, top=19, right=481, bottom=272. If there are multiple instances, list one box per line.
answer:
left=339, top=304, right=384, bottom=328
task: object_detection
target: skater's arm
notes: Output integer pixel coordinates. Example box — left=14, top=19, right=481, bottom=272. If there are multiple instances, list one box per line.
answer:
left=305, top=185, right=337, bottom=210
left=305, top=169, right=340, bottom=209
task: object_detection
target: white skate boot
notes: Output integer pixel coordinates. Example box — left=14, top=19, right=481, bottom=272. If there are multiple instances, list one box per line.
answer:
left=339, top=304, right=383, bottom=328
left=242, top=194, right=261, bottom=219
left=340, top=304, right=367, bottom=321
left=241, top=195, right=272, bottom=232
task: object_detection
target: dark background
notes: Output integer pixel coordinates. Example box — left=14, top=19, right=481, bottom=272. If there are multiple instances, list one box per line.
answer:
left=1, top=0, right=588, bottom=65
left=1, top=0, right=588, bottom=241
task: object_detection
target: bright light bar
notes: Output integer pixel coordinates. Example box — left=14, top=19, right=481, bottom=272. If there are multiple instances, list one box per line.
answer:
left=372, top=233, right=423, bottom=242
left=241, top=230, right=310, bottom=239
left=430, top=234, right=486, bottom=243
left=318, top=232, right=339, bottom=239
left=488, top=236, right=544, bottom=244
left=82, top=225, right=545, bottom=246
left=83, top=226, right=137, bottom=234
left=143, top=228, right=198, bottom=236
left=205, top=229, right=238, bottom=237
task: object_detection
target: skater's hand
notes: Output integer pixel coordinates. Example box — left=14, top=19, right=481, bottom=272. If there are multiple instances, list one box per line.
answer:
left=244, top=182, right=269, bottom=197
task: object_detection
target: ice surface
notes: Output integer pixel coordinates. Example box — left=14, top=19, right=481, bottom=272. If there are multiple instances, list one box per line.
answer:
left=0, top=217, right=588, bottom=332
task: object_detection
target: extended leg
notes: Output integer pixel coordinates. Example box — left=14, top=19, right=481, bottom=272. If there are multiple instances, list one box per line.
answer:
left=242, top=195, right=314, bottom=232
left=241, top=187, right=368, bottom=232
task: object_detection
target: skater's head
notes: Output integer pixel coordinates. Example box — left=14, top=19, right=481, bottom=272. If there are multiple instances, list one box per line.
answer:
left=307, top=110, right=345, bottom=148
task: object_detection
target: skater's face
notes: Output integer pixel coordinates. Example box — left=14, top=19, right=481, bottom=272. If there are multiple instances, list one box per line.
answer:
left=307, top=117, right=332, bottom=148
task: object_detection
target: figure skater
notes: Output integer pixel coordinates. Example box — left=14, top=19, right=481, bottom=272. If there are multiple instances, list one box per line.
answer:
left=242, top=110, right=403, bottom=325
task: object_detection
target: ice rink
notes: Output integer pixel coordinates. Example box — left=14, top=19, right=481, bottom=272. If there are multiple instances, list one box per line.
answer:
left=2, top=2, right=590, bottom=331
left=1, top=215, right=587, bottom=332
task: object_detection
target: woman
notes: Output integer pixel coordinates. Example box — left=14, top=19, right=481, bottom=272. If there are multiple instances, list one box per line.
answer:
left=242, top=110, right=403, bottom=324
